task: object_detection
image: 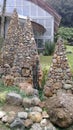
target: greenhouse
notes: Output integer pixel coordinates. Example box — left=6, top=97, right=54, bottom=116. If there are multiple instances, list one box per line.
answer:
left=0, top=0, right=61, bottom=47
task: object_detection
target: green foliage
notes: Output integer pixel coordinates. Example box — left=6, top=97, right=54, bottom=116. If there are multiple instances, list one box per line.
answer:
left=41, top=67, right=48, bottom=88
left=47, top=0, right=73, bottom=27
left=43, top=41, right=55, bottom=56
left=56, top=27, right=73, bottom=43
left=0, top=92, right=7, bottom=103
left=0, top=80, right=28, bottom=100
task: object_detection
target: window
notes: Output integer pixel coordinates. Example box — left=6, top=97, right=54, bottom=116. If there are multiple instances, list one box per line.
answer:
left=38, top=6, right=45, bottom=16
left=6, top=0, right=15, bottom=13
left=23, top=1, right=30, bottom=16
left=0, top=0, right=3, bottom=12
left=31, top=3, right=37, bottom=16
left=16, top=0, right=23, bottom=15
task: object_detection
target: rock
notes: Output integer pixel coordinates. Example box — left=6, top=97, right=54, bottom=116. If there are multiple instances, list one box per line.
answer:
left=30, top=123, right=42, bottom=130
left=0, top=111, right=6, bottom=119
left=7, top=111, right=16, bottom=124
left=10, top=118, right=25, bottom=129
left=6, top=92, right=22, bottom=105
left=28, top=112, right=42, bottom=123
left=2, top=115, right=8, bottom=123
left=29, top=106, right=42, bottom=113
left=38, top=101, right=45, bottom=108
left=44, top=122, right=56, bottom=130
left=3, top=75, right=14, bottom=86
left=63, top=84, right=72, bottom=89
left=44, top=87, right=53, bottom=97
left=22, top=97, right=32, bottom=108
left=31, top=97, right=41, bottom=106
left=24, top=119, right=33, bottom=128
left=42, top=111, right=49, bottom=119
left=45, top=92, right=73, bottom=128
left=52, top=59, right=57, bottom=64
left=19, top=82, right=34, bottom=96
left=40, top=119, right=47, bottom=127
left=18, top=112, right=28, bottom=119
left=52, top=82, right=62, bottom=89
left=33, top=89, right=39, bottom=96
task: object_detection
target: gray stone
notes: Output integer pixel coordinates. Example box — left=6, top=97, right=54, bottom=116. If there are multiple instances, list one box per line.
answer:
left=6, top=92, right=22, bottom=105
left=0, top=111, right=6, bottom=119
left=22, top=97, right=32, bottom=108
left=10, top=118, right=25, bottom=129
left=30, top=123, right=42, bottom=130
left=29, top=106, right=42, bottom=113
left=44, top=122, right=56, bottom=130
left=31, top=97, right=41, bottom=106
left=18, top=112, right=28, bottom=119
left=2, top=115, right=8, bottom=123
left=63, top=84, right=72, bottom=89
left=40, top=119, right=47, bottom=127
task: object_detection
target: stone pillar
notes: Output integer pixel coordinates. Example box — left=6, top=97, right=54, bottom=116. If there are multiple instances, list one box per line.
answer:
left=44, top=38, right=73, bottom=97
left=1, top=9, right=23, bottom=67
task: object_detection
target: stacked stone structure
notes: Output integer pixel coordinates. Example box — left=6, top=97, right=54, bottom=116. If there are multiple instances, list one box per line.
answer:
left=44, top=38, right=73, bottom=97
left=12, top=18, right=42, bottom=88
left=1, top=10, right=42, bottom=88
left=1, top=9, right=23, bottom=67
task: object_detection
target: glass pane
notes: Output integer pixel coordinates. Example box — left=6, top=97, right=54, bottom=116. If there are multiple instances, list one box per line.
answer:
left=38, top=6, right=45, bottom=16
left=31, top=3, right=37, bottom=16
left=0, top=0, right=3, bottom=12
left=23, top=1, right=29, bottom=16
left=6, top=0, right=15, bottom=13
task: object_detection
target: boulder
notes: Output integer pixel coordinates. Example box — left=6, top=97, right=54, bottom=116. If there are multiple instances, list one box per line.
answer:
left=6, top=92, right=22, bottom=105
left=45, top=92, right=73, bottom=128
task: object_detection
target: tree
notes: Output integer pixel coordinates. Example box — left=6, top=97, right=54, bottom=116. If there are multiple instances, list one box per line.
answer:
left=47, top=0, right=73, bottom=27
left=1, top=0, right=7, bottom=38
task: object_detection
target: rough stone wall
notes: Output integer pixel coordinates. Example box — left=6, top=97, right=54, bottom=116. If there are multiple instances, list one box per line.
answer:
left=1, top=9, right=23, bottom=67
left=11, top=18, right=42, bottom=88
left=44, top=38, right=73, bottom=97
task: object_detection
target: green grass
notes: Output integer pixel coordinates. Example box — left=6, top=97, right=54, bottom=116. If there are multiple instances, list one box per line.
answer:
left=40, top=55, right=52, bottom=70
left=66, top=45, right=73, bottom=53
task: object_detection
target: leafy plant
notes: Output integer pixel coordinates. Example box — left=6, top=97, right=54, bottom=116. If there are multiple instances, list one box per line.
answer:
left=43, top=41, right=55, bottom=56
left=56, top=27, right=73, bottom=44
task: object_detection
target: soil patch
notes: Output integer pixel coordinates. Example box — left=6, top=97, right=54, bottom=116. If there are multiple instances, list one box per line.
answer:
left=2, top=103, right=24, bottom=113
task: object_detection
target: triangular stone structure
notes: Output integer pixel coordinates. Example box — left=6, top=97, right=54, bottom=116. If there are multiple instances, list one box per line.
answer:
left=1, top=9, right=23, bottom=67
left=44, top=38, right=73, bottom=97
left=12, top=18, right=42, bottom=88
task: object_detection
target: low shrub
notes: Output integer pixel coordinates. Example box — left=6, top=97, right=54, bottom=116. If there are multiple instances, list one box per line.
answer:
left=43, top=41, right=55, bottom=56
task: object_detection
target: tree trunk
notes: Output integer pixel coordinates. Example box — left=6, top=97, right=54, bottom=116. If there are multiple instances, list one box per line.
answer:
left=1, top=0, right=6, bottom=38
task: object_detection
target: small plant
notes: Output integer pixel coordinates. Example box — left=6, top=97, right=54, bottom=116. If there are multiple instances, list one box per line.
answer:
left=43, top=41, right=55, bottom=56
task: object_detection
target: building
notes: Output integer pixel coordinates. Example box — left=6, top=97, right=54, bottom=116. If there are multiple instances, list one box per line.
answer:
left=0, top=0, right=61, bottom=47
